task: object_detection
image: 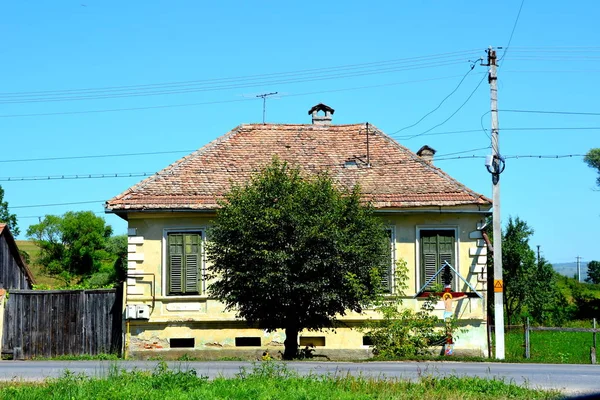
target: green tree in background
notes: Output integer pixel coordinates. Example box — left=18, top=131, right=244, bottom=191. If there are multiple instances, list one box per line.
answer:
left=0, top=185, right=19, bottom=236
left=207, top=159, right=389, bottom=360
left=26, top=211, right=114, bottom=286
left=502, top=217, right=565, bottom=325
left=585, top=260, right=600, bottom=284
left=584, top=148, right=600, bottom=187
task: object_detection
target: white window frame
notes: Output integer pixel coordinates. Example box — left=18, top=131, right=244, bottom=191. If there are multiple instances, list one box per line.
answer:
left=415, top=226, right=459, bottom=293
left=162, top=227, right=207, bottom=297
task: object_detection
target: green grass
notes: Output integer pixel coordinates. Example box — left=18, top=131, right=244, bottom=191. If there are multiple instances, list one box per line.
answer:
left=15, top=240, right=62, bottom=288
left=505, top=328, right=596, bottom=364
left=0, top=362, right=561, bottom=400
left=30, top=353, right=120, bottom=361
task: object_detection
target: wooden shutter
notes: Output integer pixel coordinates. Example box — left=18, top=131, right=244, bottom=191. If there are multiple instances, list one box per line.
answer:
left=168, top=234, right=184, bottom=294
left=421, top=234, right=439, bottom=290
left=381, top=229, right=393, bottom=293
left=421, top=231, right=455, bottom=290
left=438, top=234, right=454, bottom=271
left=168, top=232, right=202, bottom=295
left=184, top=234, right=201, bottom=294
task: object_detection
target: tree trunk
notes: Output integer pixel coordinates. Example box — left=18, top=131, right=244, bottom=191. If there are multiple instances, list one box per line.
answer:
left=283, top=326, right=299, bottom=360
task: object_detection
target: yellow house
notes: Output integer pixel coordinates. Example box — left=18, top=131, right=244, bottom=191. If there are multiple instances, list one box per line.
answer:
left=105, top=103, right=492, bottom=360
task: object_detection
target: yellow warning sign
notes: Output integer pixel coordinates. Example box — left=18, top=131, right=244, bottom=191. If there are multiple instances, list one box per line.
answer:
left=494, top=280, right=503, bottom=293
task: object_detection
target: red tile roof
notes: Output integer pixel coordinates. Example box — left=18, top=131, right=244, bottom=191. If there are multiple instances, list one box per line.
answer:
left=106, top=123, right=491, bottom=212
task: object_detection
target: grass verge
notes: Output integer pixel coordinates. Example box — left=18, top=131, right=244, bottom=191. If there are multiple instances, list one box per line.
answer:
left=0, top=361, right=562, bottom=400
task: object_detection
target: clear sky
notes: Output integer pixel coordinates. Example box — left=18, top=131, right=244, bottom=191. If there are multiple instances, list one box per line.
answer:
left=1, top=1, right=598, bottom=264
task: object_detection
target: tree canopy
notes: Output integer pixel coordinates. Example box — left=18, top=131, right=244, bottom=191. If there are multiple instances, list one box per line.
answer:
left=584, top=148, right=600, bottom=188
left=502, top=217, right=565, bottom=325
left=585, top=260, right=600, bottom=284
left=207, top=159, right=389, bottom=359
left=0, top=185, right=19, bottom=236
left=26, top=211, right=115, bottom=285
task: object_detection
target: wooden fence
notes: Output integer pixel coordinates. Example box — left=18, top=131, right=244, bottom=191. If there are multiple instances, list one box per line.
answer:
left=1, top=288, right=122, bottom=359
left=525, top=318, right=598, bottom=364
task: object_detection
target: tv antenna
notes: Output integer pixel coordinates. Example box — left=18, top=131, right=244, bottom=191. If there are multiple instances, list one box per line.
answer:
left=256, top=92, right=278, bottom=124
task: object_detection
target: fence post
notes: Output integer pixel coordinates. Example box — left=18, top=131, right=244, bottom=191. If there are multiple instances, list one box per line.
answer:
left=592, top=318, right=597, bottom=365
left=525, top=317, right=530, bottom=359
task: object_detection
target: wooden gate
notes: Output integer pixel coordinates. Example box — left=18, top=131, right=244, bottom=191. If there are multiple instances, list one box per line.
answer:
left=1, top=288, right=122, bottom=359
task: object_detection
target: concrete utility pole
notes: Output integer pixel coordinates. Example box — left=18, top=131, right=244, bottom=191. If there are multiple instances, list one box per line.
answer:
left=484, top=47, right=506, bottom=360
left=576, top=256, right=582, bottom=282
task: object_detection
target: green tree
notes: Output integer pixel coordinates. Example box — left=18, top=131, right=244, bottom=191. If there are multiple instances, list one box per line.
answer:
left=26, top=211, right=113, bottom=284
left=207, top=159, right=389, bottom=360
left=0, top=185, right=19, bottom=236
left=584, top=148, right=600, bottom=187
left=502, top=217, right=535, bottom=325
left=585, top=260, right=600, bottom=284
left=502, top=217, right=565, bottom=325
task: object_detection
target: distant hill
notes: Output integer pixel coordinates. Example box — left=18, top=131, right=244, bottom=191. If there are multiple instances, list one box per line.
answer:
left=552, top=262, right=589, bottom=281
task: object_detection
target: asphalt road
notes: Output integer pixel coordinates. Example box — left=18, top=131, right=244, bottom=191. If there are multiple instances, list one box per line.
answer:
left=0, top=360, right=598, bottom=395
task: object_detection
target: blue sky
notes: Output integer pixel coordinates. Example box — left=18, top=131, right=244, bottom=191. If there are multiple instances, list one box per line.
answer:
left=1, top=1, right=598, bottom=264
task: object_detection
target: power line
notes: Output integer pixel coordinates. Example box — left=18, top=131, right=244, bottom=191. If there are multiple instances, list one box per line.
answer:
left=3, top=153, right=588, bottom=182
left=391, top=63, right=478, bottom=134
left=11, top=200, right=106, bottom=209
left=0, top=172, right=155, bottom=182
left=498, top=0, right=526, bottom=64
left=501, top=109, right=600, bottom=116
left=0, top=59, right=476, bottom=104
left=402, top=72, right=488, bottom=140
left=0, top=73, right=477, bottom=118
left=435, top=154, right=586, bottom=162
left=0, top=150, right=194, bottom=164
left=1, top=50, right=481, bottom=97
left=436, top=146, right=491, bottom=157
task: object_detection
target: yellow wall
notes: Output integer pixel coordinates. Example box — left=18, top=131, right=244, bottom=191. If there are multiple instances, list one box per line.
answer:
left=123, top=210, right=490, bottom=357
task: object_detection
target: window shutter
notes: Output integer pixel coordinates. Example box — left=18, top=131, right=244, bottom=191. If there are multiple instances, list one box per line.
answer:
left=169, top=234, right=184, bottom=294
left=381, top=229, right=393, bottom=293
left=421, top=235, right=439, bottom=290
left=420, top=231, right=455, bottom=290
left=184, top=234, right=201, bottom=294
left=438, top=234, right=454, bottom=270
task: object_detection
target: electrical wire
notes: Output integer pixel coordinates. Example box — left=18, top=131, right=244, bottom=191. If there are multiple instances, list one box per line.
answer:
left=0, top=73, right=476, bottom=118
left=435, top=146, right=491, bottom=157
left=0, top=59, right=476, bottom=104
left=402, top=72, right=488, bottom=140
left=501, top=109, right=600, bottom=116
left=0, top=50, right=482, bottom=97
left=0, top=172, right=155, bottom=182
left=3, top=152, right=588, bottom=182
left=498, top=0, right=525, bottom=64
left=435, top=154, right=586, bottom=162
left=11, top=200, right=107, bottom=209
left=390, top=63, right=478, bottom=134
left=0, top=150, right=194, bottom=163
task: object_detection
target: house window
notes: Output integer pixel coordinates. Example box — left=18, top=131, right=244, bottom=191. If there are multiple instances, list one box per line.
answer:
left=381, top=228, right=395, bottom=293
left=167, top=232, right=203, bottom=295
left=420, top=230, right=455, bottom=290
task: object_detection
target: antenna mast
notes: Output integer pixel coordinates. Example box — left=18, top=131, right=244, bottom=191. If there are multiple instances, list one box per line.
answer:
left=256, top=92, right=278, bottom=124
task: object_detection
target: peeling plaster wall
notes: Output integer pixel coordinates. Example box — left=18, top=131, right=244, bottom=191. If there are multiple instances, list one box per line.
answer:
left=123, top=210, right=490, bottom=358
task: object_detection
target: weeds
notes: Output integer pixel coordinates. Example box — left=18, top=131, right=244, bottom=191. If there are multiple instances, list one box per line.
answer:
left=0, top=361, right=562, bottom=399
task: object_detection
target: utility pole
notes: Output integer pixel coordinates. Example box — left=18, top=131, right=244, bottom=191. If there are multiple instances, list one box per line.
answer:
left=256, top=92, right=278, bottom=125
left=537, top=245, right=541, bottom=265
left=484, top=47, right=506, bottom=360
left=576, top=256, right=582, bottom=282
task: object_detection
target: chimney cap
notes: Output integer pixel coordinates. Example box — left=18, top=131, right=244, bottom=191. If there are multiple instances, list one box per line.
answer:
left=308, top=103, right=335, bottom=115
left=417, top=145, right=437, bottom=156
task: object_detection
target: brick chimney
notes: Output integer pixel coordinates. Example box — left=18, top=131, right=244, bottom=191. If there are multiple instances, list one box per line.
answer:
left=308, top=103, right=335, bottom=125
left=417, top=145, right=436, bottom=164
